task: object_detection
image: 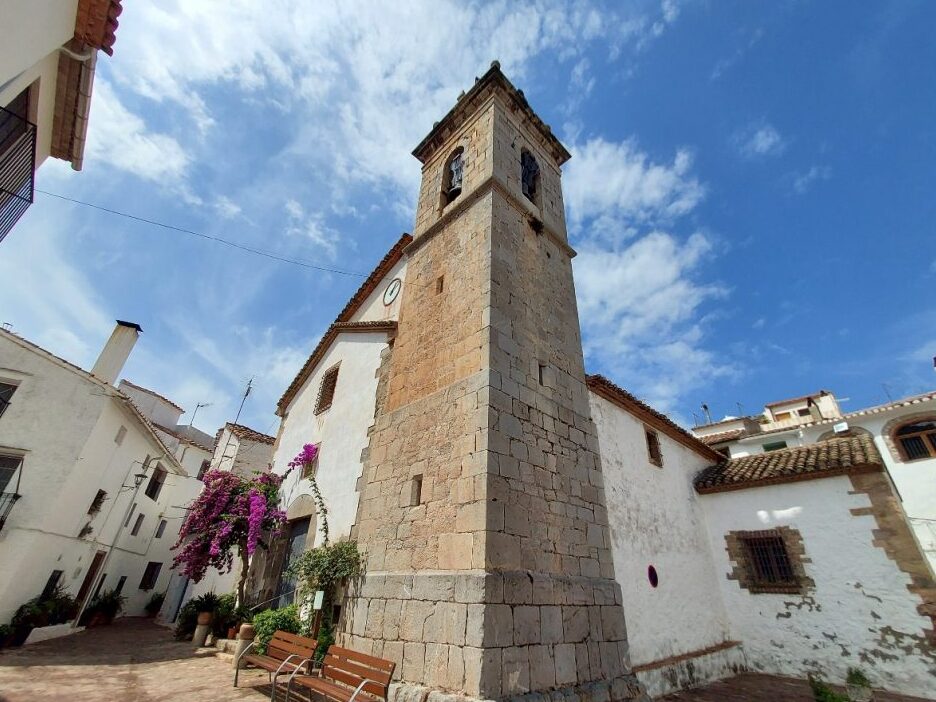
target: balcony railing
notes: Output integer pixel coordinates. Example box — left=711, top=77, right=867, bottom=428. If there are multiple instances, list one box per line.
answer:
left=0, top=491, right=21, bottom=532
left=0, top=105, right=37, bottom=244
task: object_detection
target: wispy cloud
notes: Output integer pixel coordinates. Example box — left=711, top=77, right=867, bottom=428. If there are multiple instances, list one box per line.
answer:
left=735, top=121, right=786, bottom=158
left=792, top=165, right=832, bottom=194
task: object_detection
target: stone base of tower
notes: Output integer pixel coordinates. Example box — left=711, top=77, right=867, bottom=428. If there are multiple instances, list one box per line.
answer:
left=338, top=572, right=650, bottom=702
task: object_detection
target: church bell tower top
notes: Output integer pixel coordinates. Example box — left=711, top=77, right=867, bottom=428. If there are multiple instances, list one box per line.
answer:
left=411, top=60, right=572, bottom=167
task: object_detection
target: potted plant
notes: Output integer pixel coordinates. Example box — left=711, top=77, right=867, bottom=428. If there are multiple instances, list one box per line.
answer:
left=846, top=668, right=873, bottom=702
left=88, top=589, right=125, bottom=626
left=144, top=592, right=165, bottom=618
left=191, top=592, right=220, bottom=627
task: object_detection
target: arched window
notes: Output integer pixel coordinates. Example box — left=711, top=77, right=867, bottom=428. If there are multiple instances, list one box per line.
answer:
left=442, top=147, right=464, bottom=206
left=894, top=419, right=936, bottom=460
left=520, top=149, right=540, bottom=203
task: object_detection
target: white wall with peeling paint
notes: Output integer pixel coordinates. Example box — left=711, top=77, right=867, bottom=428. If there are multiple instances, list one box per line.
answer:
left=591, top=393, right=742, bottom=696
left=699, top=477, right=935, bottom=698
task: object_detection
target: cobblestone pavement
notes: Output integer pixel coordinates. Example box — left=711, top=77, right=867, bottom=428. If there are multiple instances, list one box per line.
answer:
left=661, top=672, right=934, bottom=702
left=0, top=617, right=273, bottom=701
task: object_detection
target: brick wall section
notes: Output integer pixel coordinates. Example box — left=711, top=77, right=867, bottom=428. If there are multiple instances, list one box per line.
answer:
left=342, top=75, right=646, bottom=702
left=848, top=471, right=936, bottom=643
left=724, top=526, right=814, bottom=595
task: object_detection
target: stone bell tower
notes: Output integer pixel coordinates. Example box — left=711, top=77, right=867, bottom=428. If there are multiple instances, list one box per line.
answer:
left=346, top=62, right=646, bottom=702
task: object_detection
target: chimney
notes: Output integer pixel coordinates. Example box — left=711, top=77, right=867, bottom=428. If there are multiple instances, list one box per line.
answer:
left=91, top=320, right=142, bottom=385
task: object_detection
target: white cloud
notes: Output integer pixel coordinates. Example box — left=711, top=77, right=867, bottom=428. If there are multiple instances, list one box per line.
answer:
left=565, top=138, right=704, bottom=230
left=284, top=199, right=340, bottom=258
left=735, top=121, right=786, bottom=158
left=214, top=196, right=242, bottom=219
left=792, top=165, right=832, bottom=193
left=85, top=80, right=190, bottom=182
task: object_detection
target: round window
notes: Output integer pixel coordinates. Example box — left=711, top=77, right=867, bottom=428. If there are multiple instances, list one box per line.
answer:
left=648, top=565, right=659, bottom=588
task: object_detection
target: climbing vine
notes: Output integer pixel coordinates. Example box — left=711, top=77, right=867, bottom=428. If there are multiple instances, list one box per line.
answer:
left=288, top=444, right=329, bottom=545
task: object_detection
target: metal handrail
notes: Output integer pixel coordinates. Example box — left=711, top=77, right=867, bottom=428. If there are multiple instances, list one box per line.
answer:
left=0, top=105, right=37, bottom=243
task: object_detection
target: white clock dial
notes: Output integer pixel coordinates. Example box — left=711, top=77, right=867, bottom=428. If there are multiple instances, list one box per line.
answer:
left=383, top=278, right=402, bottom=305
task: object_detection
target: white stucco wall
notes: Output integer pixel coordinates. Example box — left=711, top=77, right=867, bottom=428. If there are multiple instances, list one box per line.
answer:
left=274, top=332, right=391, bottom=547
left=591, top=393, right=739, bottom=695
left=349, top=258, right=407, bottom=323
left=0, top=331, right=201, bottom=622
left=699, top=477, right=935, bottom=697
left=0, top=1, right=77, bottom=86
left=118, top=381, right=184, bottom=429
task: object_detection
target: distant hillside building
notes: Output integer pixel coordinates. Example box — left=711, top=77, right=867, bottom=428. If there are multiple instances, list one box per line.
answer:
left=255, top=65, right=935, bottom=699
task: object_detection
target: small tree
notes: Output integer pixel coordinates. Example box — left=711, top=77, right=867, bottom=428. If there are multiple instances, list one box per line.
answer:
left=172, top=470, right=286, bottom=605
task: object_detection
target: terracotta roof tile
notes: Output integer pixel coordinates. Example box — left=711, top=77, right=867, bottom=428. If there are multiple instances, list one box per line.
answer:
left=699, top=428, right=747, bottom=445
left=586, top=374, right=723, bottom=462
left=694, top=434, right=882, bottom=494
left=74, top=0, right=123, bottom=55
left=226, top=423, right=276, bottom=446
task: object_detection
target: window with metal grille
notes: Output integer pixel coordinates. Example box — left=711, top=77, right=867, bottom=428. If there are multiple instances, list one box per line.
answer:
left=0, top=382, right=17, bottom=419
left=139, top=562, right=162, bottom=590
left=895, top=419, right=936, bottom=461
left=645, top=429, right=663, bottom=467
left=130, top=513, right=145, bottom=536
left=0, top=454, right=21, bottom=493
left=155, top=519, right=167, bottom=538
left=144, top=467, right=166, bottom=500
left=740, top=530, right=797, bottom=592
left=314, top=365, right=339, bottom=415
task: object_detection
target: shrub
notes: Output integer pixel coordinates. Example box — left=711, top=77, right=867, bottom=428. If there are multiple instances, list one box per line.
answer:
left=191, top=591, right=221, bottom=613
left=252, top=605, right=301, bottom=654
left=212, top=593, right=239, bottom=637
left=80, top=589, right=125, bottom=624
left=145, top=592, right=165, bottom=616
left=846, top=668, right=871, bottom=688
left=174, top=601, right=198, bottom=640
left=9, top=585, right=79, bottom=644
left=809, top=676, right=848, bottom=702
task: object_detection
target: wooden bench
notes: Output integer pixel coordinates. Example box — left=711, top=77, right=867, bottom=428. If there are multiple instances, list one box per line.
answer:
left=234, top=630, right=318, bottom=701
left=285, top=645, right=395, bottom=702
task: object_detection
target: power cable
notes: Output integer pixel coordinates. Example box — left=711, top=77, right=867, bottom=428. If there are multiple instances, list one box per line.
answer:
left=35, top=189, right=370, bottom=279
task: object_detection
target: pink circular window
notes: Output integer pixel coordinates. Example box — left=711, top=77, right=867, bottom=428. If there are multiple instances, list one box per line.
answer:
left=648, top=565, right=659, bottom=588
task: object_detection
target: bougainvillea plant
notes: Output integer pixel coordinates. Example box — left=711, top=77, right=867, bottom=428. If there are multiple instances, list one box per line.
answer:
left=172, top=469, right=287, bottom=605
left=288, top=443, right=329, bottom=546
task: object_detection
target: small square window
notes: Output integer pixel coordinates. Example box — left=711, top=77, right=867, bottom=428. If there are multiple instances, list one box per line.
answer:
left=114, top=425, right=127, bottom=445
left=40, top=570, right=64, bottom=600
left=155, top=519, right=167, bottom=538
left=645, top=429, right=663, bottom=467
left=538, top=363, right=546, bottom=386
left=197, top=460, right=210, bottom=481
left=88, top=489, right=107, bottom=516
left=436, top=276, right=444, bottom=294
left=0, top=381, right=17, bottom=420
left=114, top=575, right=127, bottom=595
left=139, top=562, right=162, bottom=590
left=738, top=530, right=800, bottom=593
left=0, top=454, right=23, bottom=493
left=130, top=513, right=145, bottom=536
left=314, top=366, right=340, bottom=415
left=124, top=502, right=138, bottom=528
left=144, top=467, right=166, bottom=501
left=762, top=441, right=787, bottom=452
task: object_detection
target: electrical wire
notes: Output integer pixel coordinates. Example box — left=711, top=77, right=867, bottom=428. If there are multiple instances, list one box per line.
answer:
left=35, top=189, right=370, bottom=279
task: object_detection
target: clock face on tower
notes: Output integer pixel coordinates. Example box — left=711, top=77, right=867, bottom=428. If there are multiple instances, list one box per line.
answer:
left=383, top=278, right=402, bottom=306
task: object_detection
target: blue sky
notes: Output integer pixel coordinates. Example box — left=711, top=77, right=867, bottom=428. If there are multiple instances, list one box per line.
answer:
left=1, top=0, right=934, bottom=434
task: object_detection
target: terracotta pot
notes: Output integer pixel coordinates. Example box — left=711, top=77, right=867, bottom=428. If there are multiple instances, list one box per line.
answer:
left=196, top=611, right=213, bottom=626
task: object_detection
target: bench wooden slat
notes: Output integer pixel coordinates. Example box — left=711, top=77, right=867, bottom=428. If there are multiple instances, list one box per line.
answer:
left=322, top=654, right=393, bottom=685
left=268, top=639, right=317, bottom=659
left=323, top=666, right=387, bottom=698
left=328, top=645, right=395, bottom=672
left=292, top=676, right=381, bottom=702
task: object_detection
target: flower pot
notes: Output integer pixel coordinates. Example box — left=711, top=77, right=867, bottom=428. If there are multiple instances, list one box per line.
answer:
left=227, top=626, right=237, bottom=639
left=196, top=611, right=214, bottom=626
left=846, top=685, right=873, bottom=702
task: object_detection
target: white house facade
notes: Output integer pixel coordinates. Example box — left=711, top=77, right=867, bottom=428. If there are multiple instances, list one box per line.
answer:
left=0, top=321, right=203, bottom=626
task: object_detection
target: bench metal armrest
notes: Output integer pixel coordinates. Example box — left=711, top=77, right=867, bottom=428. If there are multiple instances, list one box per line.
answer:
left=349, top=678, right=375, bottom=702
left=274, top=654, right=309, bottom=676
left=235, top=641, right=257, bottom=668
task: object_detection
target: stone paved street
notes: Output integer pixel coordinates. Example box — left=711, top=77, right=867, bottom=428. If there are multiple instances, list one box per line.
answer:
left=0, top=618, right=272, bottom=702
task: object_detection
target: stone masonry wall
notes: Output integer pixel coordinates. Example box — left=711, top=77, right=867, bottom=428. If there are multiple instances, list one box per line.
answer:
left=341, top=83, right=644, bottom=702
